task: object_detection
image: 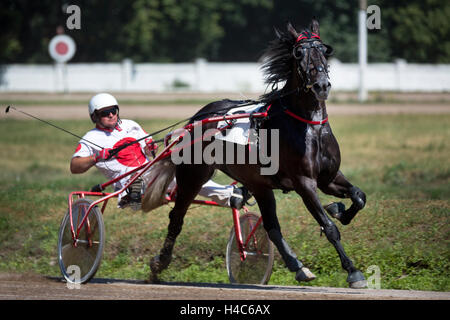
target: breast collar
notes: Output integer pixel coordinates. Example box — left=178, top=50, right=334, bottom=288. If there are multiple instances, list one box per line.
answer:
left=284, top=108, right=328, bottom=125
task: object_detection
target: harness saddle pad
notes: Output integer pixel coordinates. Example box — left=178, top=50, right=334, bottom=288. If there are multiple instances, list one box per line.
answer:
left=214, top=103, right=265, bottom=145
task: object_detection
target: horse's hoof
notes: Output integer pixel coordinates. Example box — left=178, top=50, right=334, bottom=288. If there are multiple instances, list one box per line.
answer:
left=295, top=267, right=316, bottom=282
left=147, top=273, right=161, bottom=284
left=150, top=255, right=163, bottom=274
left=150, top=254, right=172, bottom=274
left=347, top=270, right=367, bottom=289
left=349, top=280, right=368, bottom=289
left=324, top=202, right=345, bottom=220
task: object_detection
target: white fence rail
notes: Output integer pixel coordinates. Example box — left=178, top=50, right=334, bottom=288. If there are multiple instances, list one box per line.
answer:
left=0, top=59, right=449, bottom=93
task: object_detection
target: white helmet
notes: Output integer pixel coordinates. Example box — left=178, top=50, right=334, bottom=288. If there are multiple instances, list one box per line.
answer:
left=88, top=93, right=119, bottom=122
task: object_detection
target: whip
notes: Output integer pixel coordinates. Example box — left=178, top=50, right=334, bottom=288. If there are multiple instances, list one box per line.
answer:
left=5, top=105, right=104, bottom=149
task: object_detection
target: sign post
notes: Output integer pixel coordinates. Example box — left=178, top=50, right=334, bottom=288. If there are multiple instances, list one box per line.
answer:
left=48, top=34, right=76, bottom=92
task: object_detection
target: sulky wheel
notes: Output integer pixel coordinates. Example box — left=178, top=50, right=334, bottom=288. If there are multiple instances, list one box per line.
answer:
left=226, top=212, right=274, bottom=285
left=57, top=198, right=105, bottom=284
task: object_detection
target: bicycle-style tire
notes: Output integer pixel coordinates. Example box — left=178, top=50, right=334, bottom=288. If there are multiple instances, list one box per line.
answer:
left=226, top=212, right=274, bottom=285
left=57, top=199, right=105, bottom=284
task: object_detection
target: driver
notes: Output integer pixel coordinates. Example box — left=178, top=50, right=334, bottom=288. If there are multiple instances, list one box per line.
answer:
left=70, top=93, right=250, bottom=210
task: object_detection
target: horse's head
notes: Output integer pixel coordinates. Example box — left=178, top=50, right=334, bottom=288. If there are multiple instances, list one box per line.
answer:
left=287, top=19, right=334, bottom=101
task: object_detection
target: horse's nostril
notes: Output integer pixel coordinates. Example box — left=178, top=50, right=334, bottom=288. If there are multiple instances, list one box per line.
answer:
left=313, top=83, right=321, bottom=91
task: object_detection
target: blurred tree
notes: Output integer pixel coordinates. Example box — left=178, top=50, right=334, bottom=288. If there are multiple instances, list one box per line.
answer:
left=0, top=0, right=65, bottom=63
left=121, top=0, right=225, bottom=62
left=0, top=0, right=448, bottom=63
left=0, top=1, right=23, bottom=63
left=69, top=0, right=136, bottom=62
left=379, top=0, right=450, bottom=63
left=214, top=0, right=274, bottom=61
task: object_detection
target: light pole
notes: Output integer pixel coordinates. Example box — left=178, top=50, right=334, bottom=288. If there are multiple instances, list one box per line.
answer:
left=358, top=0, right=368, bottom=102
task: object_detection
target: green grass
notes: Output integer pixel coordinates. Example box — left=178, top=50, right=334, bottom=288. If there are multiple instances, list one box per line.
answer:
left=0, top=114, right=449, bottom=291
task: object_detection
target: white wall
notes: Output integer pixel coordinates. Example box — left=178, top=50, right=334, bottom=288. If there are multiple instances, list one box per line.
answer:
left=0, top=59, right=449, bottom=93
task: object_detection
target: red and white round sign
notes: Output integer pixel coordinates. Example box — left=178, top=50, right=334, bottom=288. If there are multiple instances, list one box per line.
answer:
left=48, top=35, right=76, bottom=63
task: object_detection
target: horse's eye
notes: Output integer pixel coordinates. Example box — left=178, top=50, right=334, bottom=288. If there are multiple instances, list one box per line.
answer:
left=293, top=47, right=304, bottom=59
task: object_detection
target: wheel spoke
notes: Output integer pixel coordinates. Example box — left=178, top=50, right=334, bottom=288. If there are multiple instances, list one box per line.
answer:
left=226, top=213, right=274, bottom=285
left=76, top=240, right=100, bottom=245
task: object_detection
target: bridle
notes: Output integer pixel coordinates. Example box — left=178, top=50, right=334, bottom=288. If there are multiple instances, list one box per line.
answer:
left=275, top=30, right=332, bottom=125
left=292, top=31, right=330, bottom=92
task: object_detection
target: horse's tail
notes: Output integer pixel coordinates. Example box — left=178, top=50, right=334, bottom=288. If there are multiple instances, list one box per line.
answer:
left=141, top=157, right=176, bottom=213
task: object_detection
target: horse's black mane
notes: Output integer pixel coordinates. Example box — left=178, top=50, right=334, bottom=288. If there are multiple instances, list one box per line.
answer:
left=259, top=26, right=310, bottom=103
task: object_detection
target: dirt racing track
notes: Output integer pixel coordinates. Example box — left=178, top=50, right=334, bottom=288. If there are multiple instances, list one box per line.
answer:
left=0, top=273, right=448, bottom=300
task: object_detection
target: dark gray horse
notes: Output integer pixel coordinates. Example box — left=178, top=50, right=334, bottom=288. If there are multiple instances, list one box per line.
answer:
left=150, top=19, right=367, bottom=288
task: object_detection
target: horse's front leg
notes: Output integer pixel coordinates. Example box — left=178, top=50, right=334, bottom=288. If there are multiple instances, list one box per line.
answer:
left=253, top=187, right=316, bottom=283
left=319, top=171, right=366, bottom=225
left=296, top=176, right=367, bottom=288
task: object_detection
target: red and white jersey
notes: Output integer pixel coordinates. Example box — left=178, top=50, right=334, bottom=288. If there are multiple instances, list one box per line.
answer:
left=72, top=119, right=150, bottom=191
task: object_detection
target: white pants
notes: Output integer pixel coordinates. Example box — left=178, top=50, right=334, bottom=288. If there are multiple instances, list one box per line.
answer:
left=168, top=179, right=234, bottom=207
left=115, top=165, right=234, bottom=207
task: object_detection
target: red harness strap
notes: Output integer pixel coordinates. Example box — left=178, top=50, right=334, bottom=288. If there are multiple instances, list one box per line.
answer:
left=296, top=32, right=320, bottom=43
left=262, top=103, right=273, bottom=117
left=284, top=109, right=328, bottom=125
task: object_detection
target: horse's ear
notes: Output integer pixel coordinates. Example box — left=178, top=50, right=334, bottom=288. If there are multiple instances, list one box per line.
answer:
left=310, top=17, right=320, bottom=36
left=274, top=27, right=282, bottom=39
left=287, top=22, right=299, bottom=39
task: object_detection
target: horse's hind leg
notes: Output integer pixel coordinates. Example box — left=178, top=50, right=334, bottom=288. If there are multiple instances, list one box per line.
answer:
left=296, top=176, right=367, bottom=288
left=149, top=165, right=214, bottom=283
left=253, top=188, right=316, bottom=282
left=319, top=171, right=366, bottom=225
